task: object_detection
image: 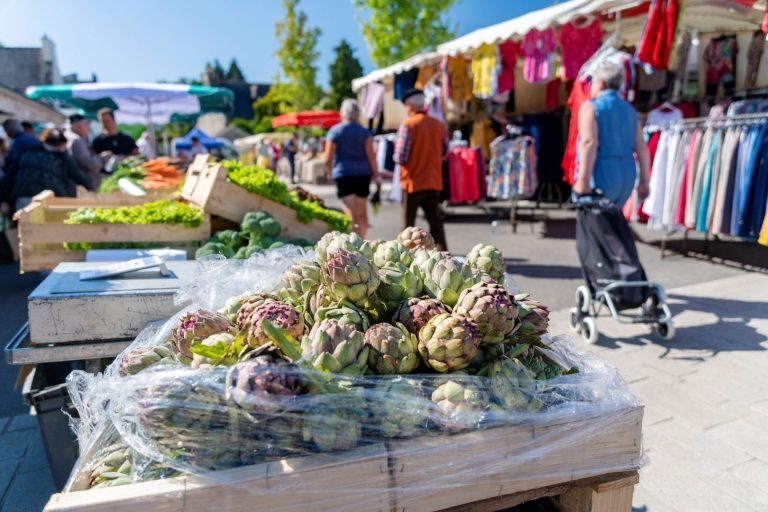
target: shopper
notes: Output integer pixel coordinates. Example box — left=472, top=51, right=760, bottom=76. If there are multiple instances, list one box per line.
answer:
left=1, top=119, right=43, bottom=213
left=393, top=89, right=448, bottom=251
left=92, top=108, right=139, bottom=158
left=324, top=98, right=380, bottom=238
left=66, top=114, right=105, bottom=189
left=284, top=133, right=299, bottom=183
left=188, top=136, right=208, bottom=159
left=12, top=129, right=93, bottom=211
left=572, top=64, right=650, bottom=205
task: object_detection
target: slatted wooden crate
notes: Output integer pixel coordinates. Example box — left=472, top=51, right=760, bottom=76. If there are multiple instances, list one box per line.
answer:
left=44, top=406, right=642, bottom=512
left=181, top=156, right=331, bottom=241
left=14, top=191, right=211, bottom=273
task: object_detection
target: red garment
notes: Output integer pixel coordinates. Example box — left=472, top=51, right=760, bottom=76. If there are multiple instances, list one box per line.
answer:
left=561, top=77, right=591, bottom=185
left=546, top=78, right=562, bottom=110
left=557, top=19, right=604, bottom=80
left=497, top=40, right=520, bottom=95
left=637, top=0, right=680, bottom=69
left=447, top=147, right=482, bottom=203
left=674, top=102, right=697, bottom=118
left=764, top=10, right=768, bottom=34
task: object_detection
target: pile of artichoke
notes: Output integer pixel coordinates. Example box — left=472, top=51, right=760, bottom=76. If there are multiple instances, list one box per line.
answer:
left=102, top=228, right=578, bottom=484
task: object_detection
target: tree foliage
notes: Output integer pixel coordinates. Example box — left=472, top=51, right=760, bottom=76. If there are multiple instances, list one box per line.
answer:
left=328, top=39, right=363, bottom=110
left=354, top=0, right=457, bottom=67
left=275, top=0, right=323, bottom=110
left=226, top=59, right=245, bottom=81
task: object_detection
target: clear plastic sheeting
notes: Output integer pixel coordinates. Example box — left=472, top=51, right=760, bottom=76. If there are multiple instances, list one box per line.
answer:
left=57, top=245, right=644, bottom=511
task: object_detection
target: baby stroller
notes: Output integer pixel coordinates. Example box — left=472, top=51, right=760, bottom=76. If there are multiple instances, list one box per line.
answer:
left=568, top=194, right=674, bottom=344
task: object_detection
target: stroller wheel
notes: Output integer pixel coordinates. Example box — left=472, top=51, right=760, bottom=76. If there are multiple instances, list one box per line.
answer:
left=654, top=320, right=675, bottom=341
left=568, top=307, right=582, bottom=333
left=576, top=286, right=592, bottom=313
left=581, top=316, right=599, bottom=344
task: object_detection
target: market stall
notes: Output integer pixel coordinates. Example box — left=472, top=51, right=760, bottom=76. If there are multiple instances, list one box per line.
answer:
left=352, top=0, right=768, bottom=239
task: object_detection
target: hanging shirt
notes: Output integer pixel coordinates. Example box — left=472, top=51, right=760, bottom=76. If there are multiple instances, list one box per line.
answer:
left=496, top=40, right=520, bottom=95
left=521, top=28, right=556, bottom=84
left=423, top=82, right=445, bottom=124
left=471, top=43, right=498, bottom=98
left=487, top=136, right=538, bottom=199
left=361, top=82, right=386, bottom=120
left=394, top=68, right=419, bottom=100
left=415, top=65, right=438, bottom=89
left=558, top=19, right=604, bottom=80
left=561, top=76, right=592, bottom=184
left=646, top=105, right=683, bottom=126
left=637, top=0, right=680, bottom=70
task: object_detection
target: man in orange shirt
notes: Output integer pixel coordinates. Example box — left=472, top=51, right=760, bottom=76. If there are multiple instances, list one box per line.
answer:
left=393, top=89, right=448, bottom=250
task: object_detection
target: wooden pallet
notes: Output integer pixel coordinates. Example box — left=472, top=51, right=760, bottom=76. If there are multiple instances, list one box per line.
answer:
left=181, top=156, right=331, bottom=241
left=44, top=406, right=643, bottom=512
left=14, top=191, right=211, bottom=273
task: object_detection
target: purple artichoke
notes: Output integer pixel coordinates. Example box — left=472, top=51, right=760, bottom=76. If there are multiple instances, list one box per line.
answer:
left=171, top=309, right=233, bottom=358
left=392, top=297, right=451, bottom=336
left=242, top=301, right=304, bottom=348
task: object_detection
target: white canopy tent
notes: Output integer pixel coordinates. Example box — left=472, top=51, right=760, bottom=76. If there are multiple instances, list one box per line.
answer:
left=351, top=52, right=442, bottom=93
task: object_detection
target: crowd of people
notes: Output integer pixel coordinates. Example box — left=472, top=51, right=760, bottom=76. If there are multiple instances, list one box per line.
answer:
left=0, top=108, right=139, bottom=214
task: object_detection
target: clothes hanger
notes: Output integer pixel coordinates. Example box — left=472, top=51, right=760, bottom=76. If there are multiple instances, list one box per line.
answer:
left=571, top=15, right=596, bottom=29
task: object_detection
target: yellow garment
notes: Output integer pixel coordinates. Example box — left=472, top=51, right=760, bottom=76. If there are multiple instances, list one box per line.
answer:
left=415, top=65, right=437, bottom=89
left=446, top=57, right=472, bottom=102
left=471, top=44, right=498, bottom=98
left=470, top=118, right=496, bottom=161
left=759, top=212, right=768, bottom=247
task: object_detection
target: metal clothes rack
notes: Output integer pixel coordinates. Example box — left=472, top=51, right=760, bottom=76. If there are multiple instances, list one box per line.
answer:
left=643, top=112, right=768, bottom=259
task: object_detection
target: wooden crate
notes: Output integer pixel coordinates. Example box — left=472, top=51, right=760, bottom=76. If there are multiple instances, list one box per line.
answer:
left=45, top=443, right=392, bottom=512
left=76, top=187, right=178, bottom=202
left=181, top=158, right=331, bottom=241
left=44, top=406, right=642, bottom=512
left=15, top=191, right=211, bottom=273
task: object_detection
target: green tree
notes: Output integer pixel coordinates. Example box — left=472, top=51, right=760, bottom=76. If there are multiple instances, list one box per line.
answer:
left=328, top=39, right=363, bottom=110
left=354, top=0, right=457, bottom=67
left=275, top=0, right=323, bottom=110
left=226, top=59, right=245, bottom=81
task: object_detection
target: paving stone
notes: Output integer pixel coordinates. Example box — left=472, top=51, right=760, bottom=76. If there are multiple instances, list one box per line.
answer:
left=702, top=420, right=768, bottom=463
left=713, top=462, right=768, bottom=511
left=18, top=430, right=49, bottom=474
left=6, top=414, right=37, bottom=433
left=0, top=430, right=34, bottom=461
left=0, top=459, right=21, bottom=506
left=0, top=467, right=56, bottom=512
left=0, top=417, right=9, bottom=435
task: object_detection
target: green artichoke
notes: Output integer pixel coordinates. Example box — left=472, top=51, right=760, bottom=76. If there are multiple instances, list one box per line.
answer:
left=376, top=262, right=422, bottom=314
left=418, top=313, right=480, bottom=372
left=431, top=378, right=486, bottom=432
left=87, top=440, right=178, bottom=489
left=367, top=377, right=429, bottom=438
left=315, top=300, right=371, bottom=332
left=279, top=260, right=322, bottom=304
left=315, top=231, right=372, bottom=263
left=466, top=243, right=505, bottom=283
left=301, top=319, right=369, bottom=375
left=303, top=394, right=363, bottom=452
left=321, top=249, right=380, bottom=306
left=397, top=226, right=437, bottom=251
left=363, top=322, right=420, bottom=374
left=171, top=309, right=234, bottom=359
left=234, top=293, right=278, bottom=330
left=241, top=301, right=304, bottom=348
left=373, top=240, right=414, bottom=267
left=410, top=249, right=450, bottom=281
left=422, top=257, right=477, bottom=307
left=517, top=298, right=550, bottom=336
left=466, top=343, right=507, bottom=376
left=366, top=238, right=385, bottom=253
left=230, top=355, right=304, bottom=411
left=453, top=282, right=519, bottom=345
left=118, top=345, right=174, bottom=376
left=392, top=296, right=451, bottom=336
left=190, top=332, right=235, bottom=369
left=489, top=357, right=541, bottom=411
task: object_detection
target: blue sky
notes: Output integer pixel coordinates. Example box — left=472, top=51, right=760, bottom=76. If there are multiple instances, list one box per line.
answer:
left=0, top=0, right=553, bottom=86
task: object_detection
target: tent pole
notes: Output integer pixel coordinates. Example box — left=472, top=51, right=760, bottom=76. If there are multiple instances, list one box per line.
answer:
left=146, top=101, right=157, bottom=156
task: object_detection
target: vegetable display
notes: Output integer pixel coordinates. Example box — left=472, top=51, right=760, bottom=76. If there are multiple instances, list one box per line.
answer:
left=65, top=200, right=203, bottom=227
left=99, top=158, right=184, bottom=193
left=195, top=211, right=314, bottom=259
left=224, top=160, right=351, bottom=232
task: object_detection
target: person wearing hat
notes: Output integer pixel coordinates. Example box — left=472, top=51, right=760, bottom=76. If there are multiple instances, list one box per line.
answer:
left=393, top=88, right=448, bottom=250
left=66, top=114, right=105, bottom=188
left=12, top=129, right=93, bottom=211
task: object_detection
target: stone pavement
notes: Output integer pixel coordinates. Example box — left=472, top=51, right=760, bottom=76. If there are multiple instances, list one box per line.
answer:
left=549, top=272, right=768, bottom=512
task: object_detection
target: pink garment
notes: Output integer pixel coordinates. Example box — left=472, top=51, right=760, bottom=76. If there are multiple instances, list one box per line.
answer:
left=361, top=82, right=385, bottom=120
left=448, top=147, right=482, bottom=203
left=558, top=19, right=603, bottom=80
left=674, top=129, right=700, bottom=225
left=521, top=28, right=556, bottom=84
left=497, top=40, right=520, bottom=95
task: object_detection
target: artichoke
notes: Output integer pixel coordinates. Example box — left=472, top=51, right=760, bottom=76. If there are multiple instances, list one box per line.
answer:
left=516, top=298, right=550, bottom=337
left=489, top=357, right=541, bottom=411
left=376, top=262, right=422, bottom=314
left=234, top=293, right=278, bottom=330
left=301, top=319, right=369, bottom=375
left=418, top=313, right=480, bottom=372
left=453, top=282, right=519, bottom=345
left=410, top=249, right=450, bottom=280
left=242, top=301, right=304, bottom=348
left=373, top=240, right=414, bottom=267
left=171, top=309, right=234, bottom=359
left=87, top=441, right=178, bottom=489
left=466, top=343, right=507, bottom=376
left=316, top=231, right=372, bottom=263
left=190, top=332, right=235, bottom=369
left=519, top=350, right=568, bottom=380
left=466, top=243, right=505, bottom=283
left=280, top=260, right=322, bottom=304
left=366, top=239, right=385, bottom=253
left=397, top=226, right=437, bottom=251
left=392, top=296, right=451, bottom=336
left=431, top=378, right=486, bottom=432
left=118, top=345, right=174, bottom=376
left=303, top=394, right=363, bottom=452
left=367, top=377, right=429, bottom=438
left=230, top=355, right=304, bottom=410
left=315, top=300, right=371, bottom=332
left=422, top=257, right=477, bottom=307
left=363, top=322, right=420, bottom=374
left=321, top=249, right=380, bottom=306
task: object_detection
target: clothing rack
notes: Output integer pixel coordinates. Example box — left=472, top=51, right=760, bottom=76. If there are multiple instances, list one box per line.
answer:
left=644, top=112, right=768, bottom=132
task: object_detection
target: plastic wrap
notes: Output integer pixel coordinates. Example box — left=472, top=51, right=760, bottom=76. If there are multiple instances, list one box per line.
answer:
left=59, top=248, right=644, bottom=512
